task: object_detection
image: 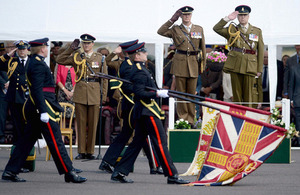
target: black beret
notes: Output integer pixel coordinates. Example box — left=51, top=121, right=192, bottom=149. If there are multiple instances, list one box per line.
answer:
left=80, top=34, right=96, bottom=42
left=119, top=39, right=139, bottom=50
left=29, top=38, right=49, bottom=47
left=235, top=5, right=251, bottom=14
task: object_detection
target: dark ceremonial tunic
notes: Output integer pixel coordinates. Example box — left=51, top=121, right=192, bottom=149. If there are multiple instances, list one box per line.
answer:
left=114, top=61, right=177, bottom=176
left=4, top=54, right=73, bottom=174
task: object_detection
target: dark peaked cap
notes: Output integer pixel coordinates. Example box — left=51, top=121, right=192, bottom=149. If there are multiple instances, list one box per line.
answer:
left=29, top=38, right=49, bottom=47
left=119, top=39, right=139, bottom=50
left=125, top=42, right=147, bottom=55
left=235, top=5, right=251, bottom=14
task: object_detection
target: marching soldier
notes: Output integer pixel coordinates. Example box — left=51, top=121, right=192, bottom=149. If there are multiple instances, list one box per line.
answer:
left=2, top=38, right=86, bottom=183
left=110, top=42, right=189, bottom=184
left=0, top=41, right=30, bottom=146
left=157, top=6, right=206, bottom=126
left=99, top=40, right=163, bottom=175
left=56, top=34, right=108, bottom=160
left=213, top=5, right=264, bottom=107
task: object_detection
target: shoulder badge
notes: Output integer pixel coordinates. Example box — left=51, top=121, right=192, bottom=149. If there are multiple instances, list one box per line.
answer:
left=127, top=59, right=132, bottom=66
left=0, top=55, right=6, bottom=62
left=35, top=56, right=41, bottom=61
left=136, top=63, right=142, bottom=70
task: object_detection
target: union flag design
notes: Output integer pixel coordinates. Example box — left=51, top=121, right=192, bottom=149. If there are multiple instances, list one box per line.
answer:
left=181, top=98, right=271, bottom=176
left=190, top=110, right=286, bottom=186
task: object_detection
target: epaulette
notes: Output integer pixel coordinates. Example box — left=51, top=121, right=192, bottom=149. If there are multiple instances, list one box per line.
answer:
left=35, top=56, right=41, bottom=61
left=94, top=52, right=101, bottom=57
left=0, top=55, right=6, bottom=62
left=127, top=59, right=132, bottom=66
left=251, top=25, right=261, bottom=31
left=136, top=63, right=142, bottom=70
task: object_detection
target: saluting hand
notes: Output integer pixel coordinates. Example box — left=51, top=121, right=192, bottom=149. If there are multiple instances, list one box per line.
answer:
left=113, top=46, right=122, bottom=54
left=7, top=48, right=17, bottom=57
left=228, top=11, right=239, bottom=20
left=170, top=9, right=182, bottom=23
left=70, top=39, right=80, bottom=50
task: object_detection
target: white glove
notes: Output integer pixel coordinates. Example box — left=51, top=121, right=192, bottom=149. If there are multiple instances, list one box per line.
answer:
left=40, top=113, right=49, bottom=123
left=157, top=89, right=169, bottom=98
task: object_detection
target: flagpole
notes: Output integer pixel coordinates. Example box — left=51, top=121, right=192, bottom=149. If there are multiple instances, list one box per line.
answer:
left=91, top=72, right=220, bottom=110
left=92, top=72, right=205, bottom=100
left=92, top=72, right=271, bottom=116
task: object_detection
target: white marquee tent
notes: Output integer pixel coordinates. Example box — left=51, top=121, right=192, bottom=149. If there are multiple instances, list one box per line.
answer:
left=1, top=0, right=300, bottom=109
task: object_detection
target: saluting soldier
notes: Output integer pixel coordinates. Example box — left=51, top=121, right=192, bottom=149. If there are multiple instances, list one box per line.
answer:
left=2, top=38, right=86, bottom=183
left=56, top=34, right=108, bottom=160
left=0, top=41, right=30, bottom=146
left=99, top=40, right=163, bottom=175
left=157, top=6, right=206, bottom=126
left=213, top=5, right=264, bottom=107
left=110, top=42, right=189, bottom=184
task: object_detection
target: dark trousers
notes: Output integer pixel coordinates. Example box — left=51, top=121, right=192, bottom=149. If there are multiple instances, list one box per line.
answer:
left=4, top=101, right=73, bottom=175
left=294, top=107, right=300, bottom=146
left=114, top=115, right=178, bottom=177
left=102, top=111, right=160, bottom=169
left=0, top=100, right=8, bottom=137
left=9, top=102, right=25, bottom=144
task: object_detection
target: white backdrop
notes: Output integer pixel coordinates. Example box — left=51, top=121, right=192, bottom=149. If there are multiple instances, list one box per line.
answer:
left=1, top=0, right=300, bottom=108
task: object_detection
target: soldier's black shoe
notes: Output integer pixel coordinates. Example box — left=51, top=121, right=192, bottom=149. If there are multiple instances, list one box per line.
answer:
left=75, top=153, right=86, bottom=160
left=111, top=171, right=133, bottom=183
left=64, top=171, right=87, bottom=183
left=150, top=167, right=164, bottom=175
left=150, top=168, right=156, bottom=174
left=156, top=167, right=164, bottom=174
left=167, top=174, right=190, bottom=184
left=2, top=171, right=26, bottom=182
left=72, top=168, right=83, bottom=173
left=86, top=154, right=95, bottom=160
left=20, top=168, right=30, bottom=173
left=99, top=161, right=114, bottom=173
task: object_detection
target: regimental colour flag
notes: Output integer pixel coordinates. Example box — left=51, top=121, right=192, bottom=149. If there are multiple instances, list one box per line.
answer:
left=181, top=99, right=271, bottom=176
left=189, top=109, right=286, bottom=186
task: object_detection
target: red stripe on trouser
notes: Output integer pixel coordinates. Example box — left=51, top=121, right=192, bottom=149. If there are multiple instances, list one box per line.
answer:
left=46, top=122, right=68, bottom=173
left=146, top=138, right=159, bottom=167
left=149, top=116, right=173, bottom=176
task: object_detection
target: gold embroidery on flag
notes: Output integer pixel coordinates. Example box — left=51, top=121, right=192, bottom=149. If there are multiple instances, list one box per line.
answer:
left=219, top=171, right=234, bottom=182
left=226, top=154, right=248, bottom=173
left=234, top=122, right=261, bottom=156
left=207, top=151, right=228, bottom=166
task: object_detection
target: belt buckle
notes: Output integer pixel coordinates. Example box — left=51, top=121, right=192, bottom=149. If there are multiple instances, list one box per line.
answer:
left=187, top=51, right=190, bottom=56
left=242, top=47, right=246, bottom=55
